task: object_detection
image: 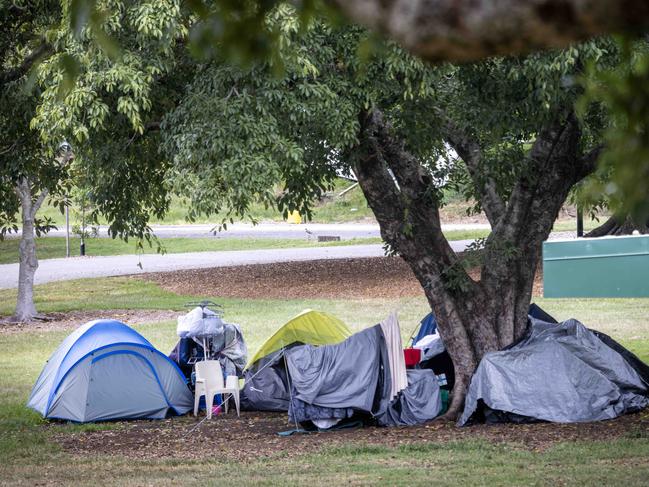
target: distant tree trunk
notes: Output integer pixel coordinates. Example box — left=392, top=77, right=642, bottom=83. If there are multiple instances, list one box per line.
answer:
left=12, top=177, right=47, bottom=323
left=351, top=108, right=597, bottom=418
left=585, top=214, right=649, bottom=237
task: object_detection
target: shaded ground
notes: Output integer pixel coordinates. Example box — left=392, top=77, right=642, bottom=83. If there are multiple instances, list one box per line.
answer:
left=54, top=408, right=649, bottom=461
left=11, top=256, right=607, bottom=464
left=0, top=309, right=178, bottom=335
left=140, top=256, right=544, bottom=300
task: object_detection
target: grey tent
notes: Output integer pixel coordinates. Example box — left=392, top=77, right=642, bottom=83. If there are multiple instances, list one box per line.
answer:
left=459, top=318, right=649, bottom=425
left=241, top=348, right=293, bottom=412
left=28, top=319, right=194, bottom=422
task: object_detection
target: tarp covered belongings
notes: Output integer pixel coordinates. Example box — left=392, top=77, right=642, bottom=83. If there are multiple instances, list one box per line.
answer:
left=286, top=313, right=442, bottom=427
left=459, top=317, right=649, bottom=426
left=171, top=307, right=248, bottom=378
left=28, top=320, right=193, bottom=422
left=411, top=304, right=562, bottom=391
left=177, top=306, right=224, bottom=339
left=240, top=310, right=352, bottom=412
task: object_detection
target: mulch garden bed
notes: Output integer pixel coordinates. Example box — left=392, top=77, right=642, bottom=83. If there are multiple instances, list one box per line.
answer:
left=139, top=256, right=544, bottom=300
left=53, top=408, right=649, bottom=461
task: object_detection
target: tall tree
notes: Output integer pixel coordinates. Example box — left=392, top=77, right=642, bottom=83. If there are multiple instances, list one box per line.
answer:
left=180, top=0, right=649, bottom=223
left=0, top=1, right=72, bottom=322
left=1, top=0, right=186, bottom=322
left=45, top=1, right=649, bottom=223
left=162, top=9, right=611, bottom=415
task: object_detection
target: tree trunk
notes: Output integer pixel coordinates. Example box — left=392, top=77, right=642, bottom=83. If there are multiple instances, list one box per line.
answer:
left=585, top=214, right=649, bottom=237
left=350, top=108, right=594, bottom=419
left=11, top=178, right=47, bottom=323
left=14, top=215, right=39, bottom=322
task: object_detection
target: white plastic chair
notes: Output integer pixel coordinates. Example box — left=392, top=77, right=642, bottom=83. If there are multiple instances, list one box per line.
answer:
left=194, top=360, right=240, bottom=418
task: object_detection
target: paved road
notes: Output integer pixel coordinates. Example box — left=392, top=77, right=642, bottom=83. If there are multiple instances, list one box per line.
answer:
left=21, top=222, right=491, bottom=240
left=0, top=240, right=474, bottom=289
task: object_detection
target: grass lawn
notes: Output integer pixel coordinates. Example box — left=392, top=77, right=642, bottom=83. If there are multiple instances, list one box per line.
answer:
left=1, top=277, right=648, bottom=485
left=0, top=220, right=604, bottom=265
left=34, top=176, right=608, bottom=229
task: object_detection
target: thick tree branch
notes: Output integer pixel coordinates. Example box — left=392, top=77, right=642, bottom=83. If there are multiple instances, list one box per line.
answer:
left=496, top=112, right=582, bottom=241
left=327, top=0, right=649, bottom=63
left=366, top=110, right=433, bottom=203
left=351, top=110, right=406, bottom=232
left=586, top=214, right=649, bottom=236
left=355, top=109, right=460, bottom=264
left=30, top=189, right=49, bottom=220
left=0, top=42, right=52, bottom=88
left=14, top=178, right=31, bottom=212
left=578, top=144, right=604, bottom=180
left=440, top=115, right=505, bottom=226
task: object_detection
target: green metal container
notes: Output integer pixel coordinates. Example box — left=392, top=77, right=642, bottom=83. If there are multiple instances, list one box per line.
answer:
left=543, top=235, right=649, bottom=298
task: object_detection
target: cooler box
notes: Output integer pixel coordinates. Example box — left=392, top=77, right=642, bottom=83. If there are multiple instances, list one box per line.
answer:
left=403, top=348, right=422, bottom=368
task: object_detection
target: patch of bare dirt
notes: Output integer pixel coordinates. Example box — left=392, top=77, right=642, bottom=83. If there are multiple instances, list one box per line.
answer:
left=0, top=309, right=178, bottom=335
left=53, top=408, right=649, bottom=461
left=139, top=257, right=544, bottom=300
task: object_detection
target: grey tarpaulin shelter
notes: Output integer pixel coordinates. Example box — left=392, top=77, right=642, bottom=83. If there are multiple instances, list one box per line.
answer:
left=28, top=319, right=193, bottom=422
left=286, top=313, right=442, bottom=428
left=459, top=318, right=649, bottom=425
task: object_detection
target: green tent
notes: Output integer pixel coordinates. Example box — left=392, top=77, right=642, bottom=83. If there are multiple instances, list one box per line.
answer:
left=246, top=309, right=352, bottom=369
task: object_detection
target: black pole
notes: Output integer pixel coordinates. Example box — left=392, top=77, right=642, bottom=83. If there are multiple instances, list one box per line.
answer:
left=80, top=193, right=86, bottom=256
left=577, top=206, right=584, bottom=237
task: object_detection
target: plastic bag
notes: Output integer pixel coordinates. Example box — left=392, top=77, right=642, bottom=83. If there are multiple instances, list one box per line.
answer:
left=177, top=306, right=224, bottom=338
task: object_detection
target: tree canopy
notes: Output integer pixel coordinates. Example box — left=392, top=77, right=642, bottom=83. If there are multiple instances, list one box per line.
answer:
left=160, top=8, right=611, bottom=226
left=5, top=1, right=647, bottom=230
left=26, top=0, right=189, bottom=241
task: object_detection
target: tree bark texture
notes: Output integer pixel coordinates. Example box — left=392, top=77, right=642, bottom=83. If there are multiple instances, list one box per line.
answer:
left=351, top=108, right=595, bottom=417
left=12, top=178, right=47, bottom=323
left=327, top=0, right=649, bottom=63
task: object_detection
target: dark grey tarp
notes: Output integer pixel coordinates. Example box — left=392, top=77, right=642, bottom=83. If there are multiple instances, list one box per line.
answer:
left=286, top=325, right=391, bottom=415
left=289, top=394, right=355, bottom=424
left=240, top=349, right=291, bottom=412
left=459, top=318, right=649, bottom=426
left=213, top=322, right=248, bottom=377
left=285, top=323, right=443, bottom=426
left=377, top=369, right=442, bottom=426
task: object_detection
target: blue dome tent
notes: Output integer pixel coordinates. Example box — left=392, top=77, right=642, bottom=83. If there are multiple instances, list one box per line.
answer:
left=28, top=319, right=193, bottom=422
